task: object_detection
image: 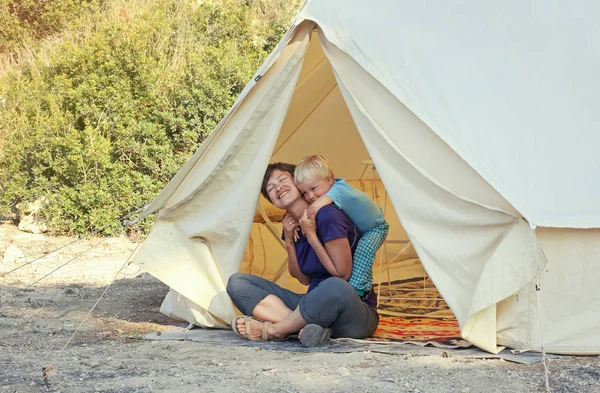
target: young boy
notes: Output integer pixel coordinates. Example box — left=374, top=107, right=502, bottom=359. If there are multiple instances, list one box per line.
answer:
left=294, top=154, right=389, bottom=297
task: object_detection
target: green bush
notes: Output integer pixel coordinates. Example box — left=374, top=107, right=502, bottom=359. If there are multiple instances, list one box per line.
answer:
left=0, top=0, right=98, bottom=55
left=0, top=0, right=301, bottom=236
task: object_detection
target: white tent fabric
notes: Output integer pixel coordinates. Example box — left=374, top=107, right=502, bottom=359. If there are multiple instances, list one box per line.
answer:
left=300, top=0, right=600, bottom=229
left=132, top=1, right=600, bottom=354
left=498, top=227, right=600, bottom=354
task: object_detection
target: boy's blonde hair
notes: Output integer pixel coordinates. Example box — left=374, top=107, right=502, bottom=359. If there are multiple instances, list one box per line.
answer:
left=294, top=154, right=335, bottom=184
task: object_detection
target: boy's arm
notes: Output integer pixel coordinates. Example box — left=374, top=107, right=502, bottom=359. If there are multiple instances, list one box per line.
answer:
left=307, top=195, right=333, bottom=217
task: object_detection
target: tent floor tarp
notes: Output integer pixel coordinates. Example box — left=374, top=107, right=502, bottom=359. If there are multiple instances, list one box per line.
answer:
left=142, top=328, right=562, bottom=365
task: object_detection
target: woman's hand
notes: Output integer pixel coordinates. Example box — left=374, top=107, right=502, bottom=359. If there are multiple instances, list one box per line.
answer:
left=301, top=208, right=352, bottom=280
left=299, top=209, right=317, bottom=238
left=282, top=213, right=300, bottom=243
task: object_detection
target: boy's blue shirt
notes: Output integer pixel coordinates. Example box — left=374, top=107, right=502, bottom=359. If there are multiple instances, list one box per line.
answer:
left=325, top=178, right=384, bottom=233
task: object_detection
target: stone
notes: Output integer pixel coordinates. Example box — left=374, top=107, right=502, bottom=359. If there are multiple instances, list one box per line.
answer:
left=3, top=244, right=25, bottom=264
left=17, top=214, right=48, bottom=234
left=337, top=366, right=351, bottom=376
left=16, top=198, right=49, bottom=234
left=17, top=198, right=46, bottom=215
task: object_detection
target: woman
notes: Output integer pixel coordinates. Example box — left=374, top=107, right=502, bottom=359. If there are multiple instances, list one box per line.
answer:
left=226, top=162, right=379, bottom=347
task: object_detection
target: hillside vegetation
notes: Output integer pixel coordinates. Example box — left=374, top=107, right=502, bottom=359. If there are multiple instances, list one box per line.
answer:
left=0, top=0, right=301, bottom=235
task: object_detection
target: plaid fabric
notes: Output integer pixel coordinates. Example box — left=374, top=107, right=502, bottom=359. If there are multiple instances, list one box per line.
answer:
left=348, top=221, right=389, bottom=292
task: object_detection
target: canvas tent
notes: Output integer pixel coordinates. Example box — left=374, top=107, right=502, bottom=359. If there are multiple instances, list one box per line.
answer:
left=131, top=0, right=600, bottom=355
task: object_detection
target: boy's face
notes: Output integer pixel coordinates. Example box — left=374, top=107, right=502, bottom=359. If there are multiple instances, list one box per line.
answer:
left=296, top=177, right=333, bottom=203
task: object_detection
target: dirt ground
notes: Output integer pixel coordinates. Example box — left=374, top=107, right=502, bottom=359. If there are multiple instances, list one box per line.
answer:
left=1, top=222, right=599, bottom=393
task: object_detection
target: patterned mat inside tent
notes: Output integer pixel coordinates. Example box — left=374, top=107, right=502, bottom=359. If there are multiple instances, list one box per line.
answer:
left=367, top=278, right=471, bottom=348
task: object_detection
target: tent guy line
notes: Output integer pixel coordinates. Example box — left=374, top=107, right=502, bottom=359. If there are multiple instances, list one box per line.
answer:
left=14, top=238, right=109, bottom=295
left=42, top=243, right=141, bottom=383
left=532, top=227, right=551, bottom=393
left=0, top=237, right=83, bottom=279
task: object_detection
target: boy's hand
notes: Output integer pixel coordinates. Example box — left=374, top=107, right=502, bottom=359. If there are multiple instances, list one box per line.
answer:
left=307, top=205, right=318, bottom=219
left=299, top=209, right=317, bottom=238
left=306, top=195, right=332, bottom=216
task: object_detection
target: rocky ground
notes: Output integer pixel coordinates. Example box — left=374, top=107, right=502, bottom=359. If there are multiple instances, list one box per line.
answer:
left=1, top=222, right=599, bottom=393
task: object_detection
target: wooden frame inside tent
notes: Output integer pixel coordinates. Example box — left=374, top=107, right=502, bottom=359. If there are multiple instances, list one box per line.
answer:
left=243, top=33, right=453, bottom=323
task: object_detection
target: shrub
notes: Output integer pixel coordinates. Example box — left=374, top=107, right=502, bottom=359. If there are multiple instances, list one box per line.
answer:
left=0, top=0, right=301, bottom=235
left=0, top=0, right=98, bottom=55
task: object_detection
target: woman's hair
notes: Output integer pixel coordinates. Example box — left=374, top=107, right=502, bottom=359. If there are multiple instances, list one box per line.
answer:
left=294, top=154, right=335, bottom=184
left=261, top=162, right=296, bottom=202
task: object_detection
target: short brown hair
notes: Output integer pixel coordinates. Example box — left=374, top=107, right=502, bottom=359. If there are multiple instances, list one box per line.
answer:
left=261, top=162, right=296, bottom=203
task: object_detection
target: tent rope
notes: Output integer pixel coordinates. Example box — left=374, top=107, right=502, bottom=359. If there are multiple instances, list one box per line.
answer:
left=532, top=225, right=552, bottom=393
left=536, top=268, right=552, bottom=393
left=3, top=210, right=146, bottom=324
left=120, top=205, right=149, bottom=227
left=14, top=238, right=109, bottom=295
left=0, top=237, right=84, bottom=279
left=3, top=203, right=146, bottom=280
left=43, top=243, right=141, bottom=381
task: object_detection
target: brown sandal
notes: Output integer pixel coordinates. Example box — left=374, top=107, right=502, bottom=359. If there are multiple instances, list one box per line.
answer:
left=231, top=316, right=289, bottom=342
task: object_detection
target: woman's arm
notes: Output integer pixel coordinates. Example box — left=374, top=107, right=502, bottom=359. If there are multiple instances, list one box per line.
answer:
left=282, top=213, right=311, bottom=285
left=285, top=240, right=311, bottom=285
left=307, top=236, right=352, bottom=280
left=300, top=210, right=352, bottom=280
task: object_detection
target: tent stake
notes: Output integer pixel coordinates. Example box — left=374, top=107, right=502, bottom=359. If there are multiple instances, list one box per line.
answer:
left=42, top=365, right=52, bottom=389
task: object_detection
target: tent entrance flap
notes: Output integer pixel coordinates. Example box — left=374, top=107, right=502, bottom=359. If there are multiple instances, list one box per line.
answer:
left=242, top=31, right=522, bottom=352
left=244, top=30, right=548, bottom=353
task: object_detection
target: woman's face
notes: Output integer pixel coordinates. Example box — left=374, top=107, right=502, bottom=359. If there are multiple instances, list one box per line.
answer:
left=265, top=169, right=302, bottom=209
